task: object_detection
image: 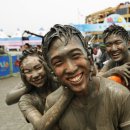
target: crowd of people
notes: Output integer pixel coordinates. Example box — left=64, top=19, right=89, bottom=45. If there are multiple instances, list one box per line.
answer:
left=5, top=24, right=130, bottom=130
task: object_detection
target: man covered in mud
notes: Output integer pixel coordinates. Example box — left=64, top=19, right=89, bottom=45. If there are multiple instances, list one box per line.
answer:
left=98, top=24, right=130, bottom=89
left=42, top=24, right=130, bottom=130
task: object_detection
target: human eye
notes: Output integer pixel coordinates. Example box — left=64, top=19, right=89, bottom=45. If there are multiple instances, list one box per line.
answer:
left=35, top=65, right=42, bottom=70
left=116, top=41, right=122, bottom=45
left=24, top=69, right=31, bottom=74
left=52, top=59, right=63, bottom=67
left=71, top=52, right=82, bottom=59
left=106, top=42, right=112, bottom=47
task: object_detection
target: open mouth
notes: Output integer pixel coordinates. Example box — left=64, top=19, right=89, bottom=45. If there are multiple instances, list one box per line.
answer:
left=32, top=76, right=44, bottom=84
left=67, top=73, right=83, bottom=84
left=111, top=52, right=121, bottom=58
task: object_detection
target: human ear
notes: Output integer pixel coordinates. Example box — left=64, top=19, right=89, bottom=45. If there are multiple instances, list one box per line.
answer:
left=89, top=65, right=94, bottom=81
left=51, top=71, right=58, bottom=82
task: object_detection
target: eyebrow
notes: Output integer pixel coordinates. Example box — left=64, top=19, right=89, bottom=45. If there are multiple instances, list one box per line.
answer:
left=105, top=39, right=122, bottom=44
left=51, top=48, right=83, bottom=62
left=33, top=64, right=42, bottom=68
left=51, top=56, right=62, bottom=64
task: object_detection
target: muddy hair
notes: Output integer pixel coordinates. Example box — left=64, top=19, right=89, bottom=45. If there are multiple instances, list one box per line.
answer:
left=19, top=47, right=54, bottom=90
left=103, top=24, right=129, bottom=44
left=42, top=24, right=93, bottom=65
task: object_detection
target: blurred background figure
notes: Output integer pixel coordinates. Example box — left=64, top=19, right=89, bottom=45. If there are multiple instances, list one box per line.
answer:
left=0, top=45, right=7, bottom=55
left=24, top=43, right=32, bottom=50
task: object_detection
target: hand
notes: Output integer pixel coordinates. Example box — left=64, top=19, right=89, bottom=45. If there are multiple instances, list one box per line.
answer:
left=60, top=85, right=73, bottom=98
left=114, top=62, right=130, bottom=86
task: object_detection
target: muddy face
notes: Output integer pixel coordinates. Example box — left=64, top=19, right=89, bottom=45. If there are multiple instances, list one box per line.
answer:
left=48, top=36, right=91, bottom=95
left=21, top=55, right=46, bottom=87
left=105, top=34, right=128, bottom=62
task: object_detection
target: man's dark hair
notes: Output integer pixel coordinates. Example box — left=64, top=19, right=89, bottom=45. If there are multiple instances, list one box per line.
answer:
left=103, top=24, right=129, bottom=44
left=42, top=24, right=92, bottom=63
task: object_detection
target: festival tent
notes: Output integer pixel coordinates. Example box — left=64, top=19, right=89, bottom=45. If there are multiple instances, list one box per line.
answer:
left=0, top=27, right=45, bottom=50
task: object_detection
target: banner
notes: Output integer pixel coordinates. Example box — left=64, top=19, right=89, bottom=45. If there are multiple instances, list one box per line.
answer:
left=73, top=14, right=130, bottom=32
left=73, top=23, right=130, bottom=32
left=0, top=55, right=10, bottom=77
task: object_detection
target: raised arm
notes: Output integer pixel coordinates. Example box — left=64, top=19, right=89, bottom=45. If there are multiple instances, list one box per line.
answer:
left=5, top=82, right=29, bottom=105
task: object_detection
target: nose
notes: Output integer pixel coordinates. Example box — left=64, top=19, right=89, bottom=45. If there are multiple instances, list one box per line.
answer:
left=32, top=71, right=39, bottom=78
left=111, top=44, right=118, bottom=51
left=64, top=59, right=77, bottom=74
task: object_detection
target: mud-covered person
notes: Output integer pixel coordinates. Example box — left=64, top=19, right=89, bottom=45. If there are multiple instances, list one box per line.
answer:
left=98, top=24, right=130, bottom=89
left=42, top=24, right=130, bottom=130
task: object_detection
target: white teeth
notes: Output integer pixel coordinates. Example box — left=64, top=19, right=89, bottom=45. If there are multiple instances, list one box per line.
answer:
left=112, top=52, right=120, bottom=56
left=69, top=74, right=82, bottom=82
left=113, top=53, right=119, bottom=56
left=32, top=77, right=42, bottom=82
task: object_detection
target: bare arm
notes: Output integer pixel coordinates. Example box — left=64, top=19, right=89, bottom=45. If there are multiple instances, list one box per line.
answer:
left=97, top=62, right=113, bottom=77
left=19, top=86, right=73, bottom=130
left=98, top=62, right=130, bottom=86
left=5, top=82, right=29, bottom=105
left=40, top=87, right=73, bottom=130
left=98, top=66, right=118, bottom=77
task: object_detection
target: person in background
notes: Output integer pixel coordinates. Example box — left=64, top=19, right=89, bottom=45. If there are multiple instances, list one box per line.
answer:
left=99, top=43, right=110, bottom=66
left=24, top=43, right=32, bottom=50
left=20, top=45, right=25, bottom=52
left=0, top=46, right=6, bottom=55
left=42, top=24, right=130, bottom=130
left=36, top=45, right=42, bottom=55
left=97, top=24, right=130, bottom=89
left=92, top=44, right=102, bottom=71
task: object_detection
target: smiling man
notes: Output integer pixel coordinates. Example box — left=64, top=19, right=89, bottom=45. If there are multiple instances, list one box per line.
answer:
left=98, top=24, right=130, bottom=89
left=43, top=24, right=130, bottom=130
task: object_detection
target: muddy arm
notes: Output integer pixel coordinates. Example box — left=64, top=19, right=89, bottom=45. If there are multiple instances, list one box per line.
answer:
left=6, top=82, right=29, bottom=105
left=19, top=86, right=73, bottom=130
left=40, top=87, right=73, bottom=130
left=98, top=62, right=130, bottom=86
